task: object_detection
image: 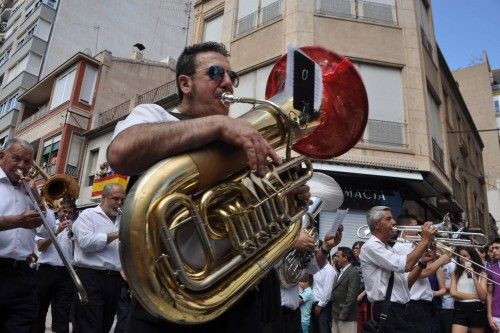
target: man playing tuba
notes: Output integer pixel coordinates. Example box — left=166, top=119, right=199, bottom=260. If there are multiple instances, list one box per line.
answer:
left=108, top=42, right=313, bottom=333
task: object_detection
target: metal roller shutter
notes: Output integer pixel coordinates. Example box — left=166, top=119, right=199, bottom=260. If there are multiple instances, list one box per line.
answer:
left=318, top=210, right=367, bottom=251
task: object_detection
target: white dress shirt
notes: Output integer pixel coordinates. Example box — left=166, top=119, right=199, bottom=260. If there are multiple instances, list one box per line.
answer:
left=360, top=235, right=410, bottom=303
left=36, top=218, right=74, bottom=266
left=313, top=262, right=336, bottom=307
left=72, top=205, right=121, bottom=271
left=441, top=261, right=456, bottom=309
left=112, top=104, right=179, bottom=140
left=112, top=104, right=235, bottom=268
left=0, top=167, right=37, bottom=260
left=393, top=242, right=433, bottom=301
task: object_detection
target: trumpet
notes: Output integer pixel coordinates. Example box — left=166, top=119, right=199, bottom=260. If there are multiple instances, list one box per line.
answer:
left=356, top=225, right=488, bottom=248
left=15, top=169, right=88, bottom=303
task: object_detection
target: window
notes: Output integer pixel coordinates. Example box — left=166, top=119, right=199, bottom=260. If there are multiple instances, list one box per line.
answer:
left=315, top=0, right=396, bottom=25
left=0, top=93, right=19, bottom=117
left=0, top=135, right=7, bottom=148
left=50, top=67, right=76, bottom=109
left=79, top=65, right=98, bottom=104
left=235, top=0, right=282, bottom=36
left=41, top=134, right=61, bottom=175
left=86, top=149, right=99, bottom=186
left=204, top=14, right=223, bottom=42
left=5, top=55, right=29, bottom=83
left=356, top=63, right=405, bottom=146
left=0, top=48, right=12, bottom=67
left=494, top=100, right=500, bottom=114
left=66, top=134, right=83, bottom=177
left=418, top=0, right=433, bottom=53
left=428, top=91, right=444, bottom=168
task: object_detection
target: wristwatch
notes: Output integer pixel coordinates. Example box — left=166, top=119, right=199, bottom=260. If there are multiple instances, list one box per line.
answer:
left=417, top=260, right=427, bottom=269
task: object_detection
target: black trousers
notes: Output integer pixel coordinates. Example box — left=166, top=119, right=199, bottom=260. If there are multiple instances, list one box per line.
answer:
left=438, top=308, right=453, bottom=333
left=113, top=279, right=131, bottom=333
left=262, top=306, right=301, bottom=333
left=125, top=289, right=264, bottom=333
left=73, top=267, right=121, bottom=333
left=35, top=263, right=76, bottom=333
left=310, top=301, right=332, bottom=333
left=408, top=300, right=432, bottom=333
left=0, top=258, right=37, bottom=333
left=373, top=301, right=415, bottom=333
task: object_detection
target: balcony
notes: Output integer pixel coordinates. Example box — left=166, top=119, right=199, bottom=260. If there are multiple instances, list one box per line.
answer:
left=235, top=0, right=282, bottom=37
left=432, top=137, right=444, bottom=170
left=315, top=0, right=397, bottom=25
left=363, top=119, right=406, bottom=146
left=16, top=104, right=49, bottom=130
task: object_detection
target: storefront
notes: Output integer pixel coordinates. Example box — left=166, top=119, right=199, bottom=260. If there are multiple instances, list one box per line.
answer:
left=313, top=169, right=443, bottom=249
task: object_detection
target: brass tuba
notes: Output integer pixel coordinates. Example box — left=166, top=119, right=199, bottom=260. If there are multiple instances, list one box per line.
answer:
left=119, top=46, right=368, bottom=323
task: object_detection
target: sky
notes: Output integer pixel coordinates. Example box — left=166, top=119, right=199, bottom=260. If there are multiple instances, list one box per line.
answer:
left=432, top=0, right=500, bottom=71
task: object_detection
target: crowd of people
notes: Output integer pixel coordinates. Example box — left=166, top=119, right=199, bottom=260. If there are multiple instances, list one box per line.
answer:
left=1, top=40, right=500, bottom=333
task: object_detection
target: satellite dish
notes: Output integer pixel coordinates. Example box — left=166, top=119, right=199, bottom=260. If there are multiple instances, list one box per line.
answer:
left=82, top=48, right=92, bottom=56
left=307, top=172, right=344, bottom=211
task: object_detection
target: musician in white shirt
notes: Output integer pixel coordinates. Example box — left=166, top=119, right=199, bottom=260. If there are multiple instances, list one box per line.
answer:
left=72, top=183, right=125, bottom=333
left=0, top=138, right=44, bottom=333
left=359, top=206, right=436, bottom=333
left=392, top=214, right=451, bottom=333
left=34, top=199, right=77, bottom=333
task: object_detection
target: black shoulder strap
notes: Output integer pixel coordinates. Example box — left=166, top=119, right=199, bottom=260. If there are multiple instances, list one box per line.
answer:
left=167, top=110, right=192, bottom=121
left=378, top=271, right=394, bottom=331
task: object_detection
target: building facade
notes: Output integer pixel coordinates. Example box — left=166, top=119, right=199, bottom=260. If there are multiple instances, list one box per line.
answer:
left=189, top=0, right=493, bottom=242
left=453, top=56, right=500, bottom=230
left=15, top=50, right=176, bottom=204
left=0, top=0, right=189, bottom=149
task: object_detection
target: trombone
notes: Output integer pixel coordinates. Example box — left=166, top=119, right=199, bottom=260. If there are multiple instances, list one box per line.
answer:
left=16, top=167, right=88, bottom=303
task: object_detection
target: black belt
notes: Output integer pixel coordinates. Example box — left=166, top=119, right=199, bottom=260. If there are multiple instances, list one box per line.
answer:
left=76, top=266, right=120, bottom=276
left=38, top=263, right=67, bottom=270
left=374, top=300, right=409, bottom=309
left=0, top=257, right=29, bottom=268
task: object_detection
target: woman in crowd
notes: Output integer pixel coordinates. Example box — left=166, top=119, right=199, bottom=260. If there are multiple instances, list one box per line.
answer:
left=450, top=246, right=488, bottom=333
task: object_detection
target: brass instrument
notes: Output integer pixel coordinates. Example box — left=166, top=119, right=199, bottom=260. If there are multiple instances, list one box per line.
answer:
left=119, top=46, right=368, bottom=323
left=356, top=225, right=488, bottom=248
left=15, top=169, right=88, bottom=303
left=277, top=172, right=344, bottom=288
left=277, top=197, right=321, bottom=288
left=29, top=161, right=80, bottom=210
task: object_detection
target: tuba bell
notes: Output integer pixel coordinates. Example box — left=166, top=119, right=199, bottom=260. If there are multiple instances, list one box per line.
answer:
left=119, top=46, right=368, bottom=323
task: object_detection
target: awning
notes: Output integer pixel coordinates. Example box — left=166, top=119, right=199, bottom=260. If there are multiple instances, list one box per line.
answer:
left=312, top=162, right=423, bottom=181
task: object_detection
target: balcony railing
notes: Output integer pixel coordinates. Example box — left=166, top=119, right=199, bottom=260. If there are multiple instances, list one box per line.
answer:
left=65, top=164, right=78, bottom=177
left=363, top=119, right=406, bottom=146
left=97, top=100, right=130, bottom=127
left=316, top=0, right=397, bottom=25
left=452, top=178, right=466, bottom=209
left=235, top=0, right=282, bottom=37
left=97, top=79, right=178, bottom=127
left=432, top=137, right=444, bottom=169
left=137, top=79, right=177, bottom=105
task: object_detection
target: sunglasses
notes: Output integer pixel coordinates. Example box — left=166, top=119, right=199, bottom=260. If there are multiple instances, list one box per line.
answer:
left=204, top=65, right=239, bottom=87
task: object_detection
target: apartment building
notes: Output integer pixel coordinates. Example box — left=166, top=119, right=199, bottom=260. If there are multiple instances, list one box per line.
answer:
left=453, top=55, right=500, bottom=229
left=0, top=0, right=189, bottom=148
left=14, top=50, right=176, bottom=204
left=187, top=0, right=493, bottom=243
